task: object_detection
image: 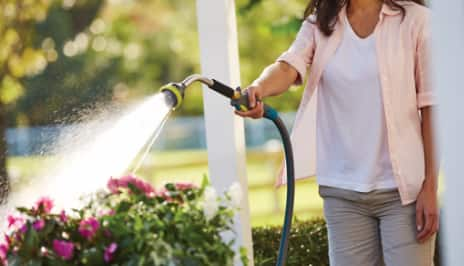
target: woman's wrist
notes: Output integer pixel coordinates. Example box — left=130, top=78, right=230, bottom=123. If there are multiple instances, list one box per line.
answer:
left=422, top=176, right=438, bottom=192
left=250, top=80, right=267, bottom=98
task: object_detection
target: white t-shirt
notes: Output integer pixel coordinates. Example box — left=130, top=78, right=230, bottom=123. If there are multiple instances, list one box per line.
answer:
left=316, top=15, right=397, bottom=192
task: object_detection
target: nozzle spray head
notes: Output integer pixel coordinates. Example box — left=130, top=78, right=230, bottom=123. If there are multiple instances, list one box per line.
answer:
left=160, top=82, right=185, bottom=110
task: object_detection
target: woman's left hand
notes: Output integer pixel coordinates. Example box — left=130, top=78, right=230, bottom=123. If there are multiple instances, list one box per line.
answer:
left=415, top=180, right=439, bottom=243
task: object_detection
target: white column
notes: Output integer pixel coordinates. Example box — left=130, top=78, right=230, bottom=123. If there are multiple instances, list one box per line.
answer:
left=432, top=1, right=464, bottom=266
left=196, top=0, right=254, bottom=265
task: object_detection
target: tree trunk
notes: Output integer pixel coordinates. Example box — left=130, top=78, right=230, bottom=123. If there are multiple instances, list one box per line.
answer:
left=0, top=101, right=9, bottom=204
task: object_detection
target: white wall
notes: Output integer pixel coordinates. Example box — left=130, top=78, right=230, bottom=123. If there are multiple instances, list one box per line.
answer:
left=431, top=1, right=464, bottom=265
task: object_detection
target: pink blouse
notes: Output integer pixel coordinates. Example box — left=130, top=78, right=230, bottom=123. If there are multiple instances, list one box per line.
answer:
left=275, top=2, right=435, bottom=205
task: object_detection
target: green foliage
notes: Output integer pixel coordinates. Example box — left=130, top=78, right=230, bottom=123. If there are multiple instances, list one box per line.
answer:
left=252, top=218, right=329, bottom=266
left=237, top=0, right=308, bottom=113
left=4, top=176, right=246, bottom=265
left=15, top=0, right=203, bottom=126
left=5, top=0, right=313, bottom=126
left=253, top=217, right=443, bottom=266
left=0, top=0, right=52, bottom=106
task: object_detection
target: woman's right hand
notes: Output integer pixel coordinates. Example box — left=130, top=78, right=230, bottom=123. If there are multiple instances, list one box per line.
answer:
left=234, top=85, right=265, bottom=119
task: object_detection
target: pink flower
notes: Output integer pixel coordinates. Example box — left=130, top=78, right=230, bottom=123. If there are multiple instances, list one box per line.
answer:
left=78, top=217, right=100, bottom=240
left=107, top=178, right=120, bottom=194
left=34, top=197, right=54, bottom=214
left=32, top=219, right=45, bottom=231
left=0, top=243, right=8, bottom=265
left=98, top=209, right=115, bottom=217
left=0, top=236, right=9, bottom=263
left=175, top=182, right=196, bottom=191
left=103, top=242, right=117, bottom=263
left=59, top=210, right=68, bottom=223
left=19, top=224, right=27, bottom=234
left=3, top=235, right=11, bottom=247
left=53, top=240, right=74, bottom=260
left=7, top=215, right=24, bottom=230
left=107, top=176, right=155, bottom=197
left=156, top=187, right=173, bottom=202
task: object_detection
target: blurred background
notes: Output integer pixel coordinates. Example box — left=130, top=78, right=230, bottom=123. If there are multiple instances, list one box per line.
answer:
left=1, top=0, right=323, bottom=226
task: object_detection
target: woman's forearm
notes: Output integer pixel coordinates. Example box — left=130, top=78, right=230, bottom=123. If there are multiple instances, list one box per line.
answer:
left=251, top=61, right=299, bottom=98
left=421, top=106, right=439, bottom=190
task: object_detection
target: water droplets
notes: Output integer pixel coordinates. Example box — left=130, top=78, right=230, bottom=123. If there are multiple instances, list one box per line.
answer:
left=5, top=93, right=172, bottom=212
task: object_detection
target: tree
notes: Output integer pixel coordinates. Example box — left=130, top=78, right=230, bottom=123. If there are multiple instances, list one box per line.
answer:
left=0, top=0, right=54, bottom=202
left=0, top=0, right=103, bottom=202
left=15, top=0, right=202, bottom=126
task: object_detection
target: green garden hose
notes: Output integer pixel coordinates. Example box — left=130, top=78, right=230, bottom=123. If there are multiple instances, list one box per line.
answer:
left=160, top=74, right=295, bottom=266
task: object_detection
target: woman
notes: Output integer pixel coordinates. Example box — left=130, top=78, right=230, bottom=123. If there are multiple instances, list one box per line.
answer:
left=236, top=0, right=439, bottom=265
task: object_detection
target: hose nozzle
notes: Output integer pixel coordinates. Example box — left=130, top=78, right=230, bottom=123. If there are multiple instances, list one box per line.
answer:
left=160, top=83, right=185, bottom=110
left=159, top=74, right=278, bottom=119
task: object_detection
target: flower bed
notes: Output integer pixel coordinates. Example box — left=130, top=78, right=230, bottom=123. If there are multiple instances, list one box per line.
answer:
left=1, top=176, right=247, bottom=265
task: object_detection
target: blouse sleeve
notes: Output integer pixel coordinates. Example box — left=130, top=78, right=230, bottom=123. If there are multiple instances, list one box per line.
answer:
left=415, top=11, right=436, bottom=109
left=276, top=18, right=317, bottom=85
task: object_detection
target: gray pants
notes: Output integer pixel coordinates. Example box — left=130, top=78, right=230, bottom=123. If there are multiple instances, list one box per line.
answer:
left=319, top=185, right=435, bottom=266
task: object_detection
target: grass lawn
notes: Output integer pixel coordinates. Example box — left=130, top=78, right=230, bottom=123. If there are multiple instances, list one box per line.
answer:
left=7, top=149, right=324, bottom=227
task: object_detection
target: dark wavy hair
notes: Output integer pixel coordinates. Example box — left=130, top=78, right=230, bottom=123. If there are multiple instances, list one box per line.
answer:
left=304, top=0, right=426, bottom=36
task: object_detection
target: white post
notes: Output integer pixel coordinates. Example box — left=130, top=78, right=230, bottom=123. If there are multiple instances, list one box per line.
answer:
left=196, top=0, right=254, bottom=265
left=431, top=1, right=464, bottom=266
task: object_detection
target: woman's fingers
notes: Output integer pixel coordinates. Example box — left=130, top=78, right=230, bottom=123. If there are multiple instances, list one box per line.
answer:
left=417, top=213, right=432, bottom=242
left=416, top=209, right=438, bottom=243
left=234, top=85, right=264, bottom=119
left=255, top=101, right=265, bottom=118
left=248, top=87, right=257, bottom=108
left=416, top=203, right=424, bottom=234
left=234, top=101, right=263, bottom=118
left=235, top=101, right=264, bottom=119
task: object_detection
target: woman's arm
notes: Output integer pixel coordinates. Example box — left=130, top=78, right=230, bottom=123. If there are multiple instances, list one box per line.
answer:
left=416, top=106, right=440, bottom=243
left=251, top=61, right=299, bottom=98
left=421, top=107, right=439, bottom=190
left=235, top=19, right=317, bottom=119
left=234, top=61, right=298, bottom=119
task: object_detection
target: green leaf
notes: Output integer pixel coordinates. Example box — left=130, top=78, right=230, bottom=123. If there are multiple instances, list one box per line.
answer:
left=200, top=175, right=210, bottom=195
left=26, top=259, right=43, bottom=266
left=240, top=247, right=249, bottom=266
left=20, top=224, right=39, bottom=256
left=42, top=219, right=56, bottom=236
left=116, top=201, right=131, bottom=213
left=80, top=247, right=104, bottom=265
left=7, top=255, right=23, bottom=266
left=165, top=183, right=176, bottom=191
left=16, top=207, right=31, bottom=213
left=201, top=174, right=209, bottom=187
left=134, top=215, right=143, bottom=231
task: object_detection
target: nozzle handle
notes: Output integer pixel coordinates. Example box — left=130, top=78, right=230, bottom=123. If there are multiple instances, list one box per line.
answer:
left=230, top=89, right=279, bottom=119
left=197, top=78, right=280, bottom=119
left=230, top=89, right=251, bottom=112
left=210, top=79, right=236, bottom=99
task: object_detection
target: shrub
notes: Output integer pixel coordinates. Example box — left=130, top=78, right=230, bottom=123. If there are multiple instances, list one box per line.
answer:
left=252, top=217, right=441, bottom=266
left=252, top=218, right=329, bottom=266
left=2, top=175, right=247, bottom=266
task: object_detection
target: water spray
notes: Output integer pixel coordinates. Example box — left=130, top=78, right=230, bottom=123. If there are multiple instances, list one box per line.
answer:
left=160, top=74, right=295, bottom=266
